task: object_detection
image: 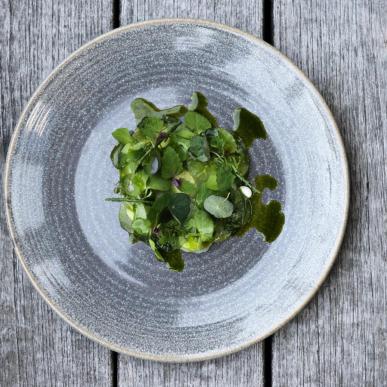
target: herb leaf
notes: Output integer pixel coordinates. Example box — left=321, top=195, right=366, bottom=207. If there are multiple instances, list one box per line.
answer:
left=204, top=195, right=234, bottom=218
left=189, top=136, right=210, bottom=162
left=184, top=111, right=212, bottom=133
left=131, top=98, right=187, bottom=123
left=188, top=91, right=218, bottom=127
left=112, top=128, right=133, bottom=144
left=161, top=147, right=183, bottom=179
left=138, top=116, right=165, bottom=142
left=168, top=193, right=191, bottom=224
left=216, top=164, right=235, bottom=192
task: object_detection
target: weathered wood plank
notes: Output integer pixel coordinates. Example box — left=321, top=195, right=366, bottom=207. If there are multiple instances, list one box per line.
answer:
left=272, top=1, right=387, bottom=386
left=118, top=2, right=264, bottom=386
left=0, top=1, right=113, bottom=386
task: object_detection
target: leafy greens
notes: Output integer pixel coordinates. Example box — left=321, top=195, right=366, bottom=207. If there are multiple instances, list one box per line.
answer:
left=109, top=92, right=284, bottom=271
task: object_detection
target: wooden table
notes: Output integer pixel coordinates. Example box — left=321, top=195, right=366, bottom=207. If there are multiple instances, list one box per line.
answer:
left=1, top=1, right=386, bottom=386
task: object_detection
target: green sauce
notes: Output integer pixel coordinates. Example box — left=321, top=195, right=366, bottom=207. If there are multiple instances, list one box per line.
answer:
left=233, top=107, right=267, bottom=148
left=237, top=175, right=285, bottom=242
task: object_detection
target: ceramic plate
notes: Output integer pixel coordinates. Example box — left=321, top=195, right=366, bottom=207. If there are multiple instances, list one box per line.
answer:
left=5, top=19, right=349, bottom=362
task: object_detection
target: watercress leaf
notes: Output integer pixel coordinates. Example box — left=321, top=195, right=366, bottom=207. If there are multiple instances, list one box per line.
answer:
left=188, top=91, right=218, bottom=127
left=119, top=203, right=134, bottom=233
left=218, top=128, right=237, bottom=153
left=138, top=116, right=165, bottom=141
left=173, top=124, right=195, bottom=139
left=148, top=192, right=172, bottom=225
left=112, top=128, right=133, bottom=144
left=132, top=218, right=151, bottom=236
left=131, top=98, right=159, bottom=122
left=131, top=98, right=187, bottom=123
left=143, top=152, right=160, bottom=175
left=110, top=144, right=123, bottom=168
left=168, top=193, right=191, bottom=224
left=204, top=195, right=234, bottom=218
left=185, top=209, right=214, bottom=242
left=233, top=107, right=267, bottom=148
left=188, top=135, right=210, bottom=162
left=161, top=147, right=182, bottom=179
left=187, top=160, right=208, bottom=182
left=196, top=183, right=213, bottom=207
left=148, top=175, right=170, bottom=191
left=179, top=179, right=197, bottom=196
left=205, top=163, right=218, bottom=190
left=148, top=239, right=165, bottom=262
left=216, top=164, right=235, bottom=192
left=184, top=111, right=212, bottom=133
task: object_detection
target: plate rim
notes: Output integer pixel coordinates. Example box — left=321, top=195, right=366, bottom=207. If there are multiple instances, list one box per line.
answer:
left=4, top=18, right=350, bottom=362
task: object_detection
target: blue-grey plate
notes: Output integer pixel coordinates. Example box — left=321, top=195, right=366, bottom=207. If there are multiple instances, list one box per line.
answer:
left=5, top=19, right=349, bottom=362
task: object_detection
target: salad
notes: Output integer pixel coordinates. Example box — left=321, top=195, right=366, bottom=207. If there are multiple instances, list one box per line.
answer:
left=109, top=92, right=284, bottom=271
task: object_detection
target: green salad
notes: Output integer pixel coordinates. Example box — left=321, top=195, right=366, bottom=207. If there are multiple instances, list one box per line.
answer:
left=109, top=92, right=284, bottom=271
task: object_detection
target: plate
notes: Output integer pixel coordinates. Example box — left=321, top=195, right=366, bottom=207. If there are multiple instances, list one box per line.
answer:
left=5, top=19, right=349, bottom=362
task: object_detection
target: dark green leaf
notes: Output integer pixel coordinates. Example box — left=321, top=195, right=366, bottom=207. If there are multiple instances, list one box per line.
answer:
left=168, top=193, right=191, bottom=223
left=204, top=195, right=234, bottom=218
left=184, top=111, right=212, bottom=133
left=138, top=116, right=165, bottom=141
left=148, top=193, right=172, bottom=225
left=149, top=239, right=165, bottom=262
left=161, top=147, right=182, bottom=179
left=188, top=135, right=210, bottom=162
left=216, top=164, right=235, bottom=192
left=188, top=91, right=218, bottom=127
left=233, top=108, right=267, bottom=148
left=110, top=144, right=123, bottom=168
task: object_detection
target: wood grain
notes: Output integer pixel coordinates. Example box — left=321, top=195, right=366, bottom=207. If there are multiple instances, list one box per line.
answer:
left=0, top=1, right=113, bottom=386
left=118, top=2, right=264, bottom=386
left=272, top=1, right=387, bottom=386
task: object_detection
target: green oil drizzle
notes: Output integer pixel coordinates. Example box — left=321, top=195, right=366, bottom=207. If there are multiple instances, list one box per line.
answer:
left=233, top=107, right=267, bottom=148
left=237, top=175, right=285, bottom=242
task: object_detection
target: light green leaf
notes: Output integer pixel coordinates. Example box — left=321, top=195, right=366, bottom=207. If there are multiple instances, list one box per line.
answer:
left=184, top=111, right=212, bottom=133
left=119, top=204, right=134, bottom=233
left=112, top=128, right=133, bottom=144
left=204, top=195, right=234, bottom=218
left=132, top=218, right=151, bottom=236
left=148, top=175, right=170, bottom=191
left=148, top=239, right=165, bottom=262
left=185, top=209, right=214, bottom=242
left=131, top=98, right=187, bottom=123
left=188, top=91, right=218, bottom=127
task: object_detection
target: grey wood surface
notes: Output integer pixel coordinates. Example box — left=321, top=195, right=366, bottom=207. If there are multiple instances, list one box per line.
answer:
left=272, top=1, right=387, bottom=386
left=1, top=0, right=386, bottom=386
left=117, top=2, right=264, bottom=386
left=0, top=1, right=113, bottom=386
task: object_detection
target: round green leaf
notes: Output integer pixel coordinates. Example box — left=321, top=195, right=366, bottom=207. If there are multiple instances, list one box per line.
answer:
left=204, top=195, right=234, bottom=218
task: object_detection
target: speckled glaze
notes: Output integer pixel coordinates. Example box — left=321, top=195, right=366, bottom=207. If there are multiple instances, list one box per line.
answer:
left=4, top=19, right=349, bottom=362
